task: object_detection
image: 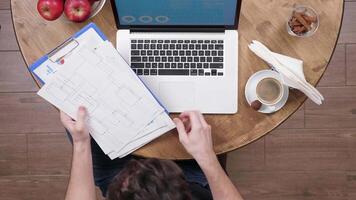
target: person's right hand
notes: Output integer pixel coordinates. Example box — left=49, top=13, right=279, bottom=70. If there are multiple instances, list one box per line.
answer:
left=173, top=111, right=216, bottom=163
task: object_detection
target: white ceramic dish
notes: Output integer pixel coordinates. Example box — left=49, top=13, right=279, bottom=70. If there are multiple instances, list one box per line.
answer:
left=245, top=70, right=289, bottom=114
left=90, top=0, right=106, bottom=18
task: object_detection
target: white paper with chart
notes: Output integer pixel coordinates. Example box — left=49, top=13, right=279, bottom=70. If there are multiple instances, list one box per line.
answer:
left=37, top=40, right=175, bottom=159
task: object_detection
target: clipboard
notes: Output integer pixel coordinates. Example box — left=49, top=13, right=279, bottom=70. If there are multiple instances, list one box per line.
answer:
left=31, top=23, right=174, bottom=158
left=29, top=23, right=107, bottom=84
left=29, top=23, right=169, bottom=114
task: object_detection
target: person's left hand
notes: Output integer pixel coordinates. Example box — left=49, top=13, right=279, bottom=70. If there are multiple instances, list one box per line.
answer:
left=60, top=106, right=90, bottom=144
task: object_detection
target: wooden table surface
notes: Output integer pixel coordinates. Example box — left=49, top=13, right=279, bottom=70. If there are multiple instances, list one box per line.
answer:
left=11, top=0, right=344, bottom=159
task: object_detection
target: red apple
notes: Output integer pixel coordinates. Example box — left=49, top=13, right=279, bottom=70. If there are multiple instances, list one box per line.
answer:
left=64, top=0, right=91, bottom=23
left=37, top=0, right=64, bottom=21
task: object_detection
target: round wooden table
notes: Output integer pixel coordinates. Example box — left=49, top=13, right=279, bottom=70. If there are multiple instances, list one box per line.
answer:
left=11, top=0, right=344, bottom=159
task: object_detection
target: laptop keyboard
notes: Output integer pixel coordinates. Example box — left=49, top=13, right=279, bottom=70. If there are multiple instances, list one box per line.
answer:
left=130, top=39, right=224, bottom=76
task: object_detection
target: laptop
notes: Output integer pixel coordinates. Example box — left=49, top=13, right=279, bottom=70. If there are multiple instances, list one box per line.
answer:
left=110, top=0, right=241, bottom=114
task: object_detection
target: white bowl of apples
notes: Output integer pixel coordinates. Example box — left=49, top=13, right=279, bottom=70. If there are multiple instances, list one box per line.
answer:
left=37, top=0, right=106, bottom=23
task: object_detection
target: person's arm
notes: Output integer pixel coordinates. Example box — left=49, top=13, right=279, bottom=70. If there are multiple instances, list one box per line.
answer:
left=60, top=107, right=97, bottom=200
left=173, top=111, right=243, bottom=200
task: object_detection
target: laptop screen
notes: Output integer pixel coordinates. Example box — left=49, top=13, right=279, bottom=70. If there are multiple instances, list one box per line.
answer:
left=113, top=0, right=239, bottom=27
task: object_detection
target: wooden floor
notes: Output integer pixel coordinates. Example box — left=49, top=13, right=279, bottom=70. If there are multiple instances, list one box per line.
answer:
left=0, top=0, right=355, bottom=199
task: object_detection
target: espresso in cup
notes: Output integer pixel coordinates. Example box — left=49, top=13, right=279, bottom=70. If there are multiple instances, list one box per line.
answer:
left=256, top=77, right=283, bottom=105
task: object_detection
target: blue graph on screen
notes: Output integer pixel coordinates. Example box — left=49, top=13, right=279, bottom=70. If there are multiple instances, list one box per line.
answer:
left=115, top=0, right=238, bottom=26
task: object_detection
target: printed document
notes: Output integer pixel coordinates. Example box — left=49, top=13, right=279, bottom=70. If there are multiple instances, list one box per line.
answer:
left=38, top=40, right=175, bottom=159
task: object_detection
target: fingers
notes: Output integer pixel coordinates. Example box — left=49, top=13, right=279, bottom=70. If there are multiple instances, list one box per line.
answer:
left=173, top=118, right=188, bottom=143
left=196, top=112, right=209, bottom=127
left=60, top=111, right=75, bottom=131
left=180, top=111, right=210, bottom=129
left=179, top=111, right=202, bottom=130
left=60, top=106, right=87, bottom=133
left=75, top=106, right=87, bottom=132
left=181, top=117, right=192, bottom=132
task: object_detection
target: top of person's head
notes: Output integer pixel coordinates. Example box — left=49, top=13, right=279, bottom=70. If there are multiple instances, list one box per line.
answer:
left=106, top=158, right=192, bottom=200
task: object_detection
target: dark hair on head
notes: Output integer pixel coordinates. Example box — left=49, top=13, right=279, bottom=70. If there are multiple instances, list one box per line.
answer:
left=107, top=158, right=192, bottom=200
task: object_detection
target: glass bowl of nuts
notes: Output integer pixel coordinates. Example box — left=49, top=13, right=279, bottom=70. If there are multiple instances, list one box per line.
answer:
left=287, top=5, right=319, bottom=37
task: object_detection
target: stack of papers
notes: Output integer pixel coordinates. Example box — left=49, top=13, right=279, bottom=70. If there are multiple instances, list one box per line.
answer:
left=34, top=26, right=175, bottom=159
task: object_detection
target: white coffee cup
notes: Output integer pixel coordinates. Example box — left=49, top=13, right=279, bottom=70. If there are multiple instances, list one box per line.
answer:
left=255, top=77, right=285, bottom=106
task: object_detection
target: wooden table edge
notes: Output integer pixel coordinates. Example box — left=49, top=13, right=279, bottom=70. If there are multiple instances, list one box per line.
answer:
left=9, top=0, right=345, bottom=160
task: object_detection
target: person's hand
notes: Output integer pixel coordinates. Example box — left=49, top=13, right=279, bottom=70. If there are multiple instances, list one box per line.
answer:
left=173, top=111, right=216, bottom=163
left=60, top=106, right=90, bottom=144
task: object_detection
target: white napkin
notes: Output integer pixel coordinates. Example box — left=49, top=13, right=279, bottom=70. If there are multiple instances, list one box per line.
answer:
left=248, top=40, right=324, bottom=105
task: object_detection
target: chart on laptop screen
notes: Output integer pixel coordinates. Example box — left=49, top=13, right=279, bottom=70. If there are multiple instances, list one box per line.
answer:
left=115, top=0, right=238, bottom=26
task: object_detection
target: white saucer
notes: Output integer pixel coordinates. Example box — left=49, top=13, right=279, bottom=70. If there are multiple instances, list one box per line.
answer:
left=245, top=70, right=289, bottom=114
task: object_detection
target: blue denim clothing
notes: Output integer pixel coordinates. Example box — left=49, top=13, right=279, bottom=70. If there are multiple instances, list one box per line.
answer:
left=66, top=130, right=212, bottom=199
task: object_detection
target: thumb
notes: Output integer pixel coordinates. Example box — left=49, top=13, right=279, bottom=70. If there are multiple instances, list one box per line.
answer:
left=76, top=106, right=87, bottom=131
left=173, top=118, right=188, bottom=143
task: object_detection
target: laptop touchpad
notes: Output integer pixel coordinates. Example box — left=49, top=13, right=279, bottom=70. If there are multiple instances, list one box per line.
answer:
left=159, top=82, right=196, bottom=112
